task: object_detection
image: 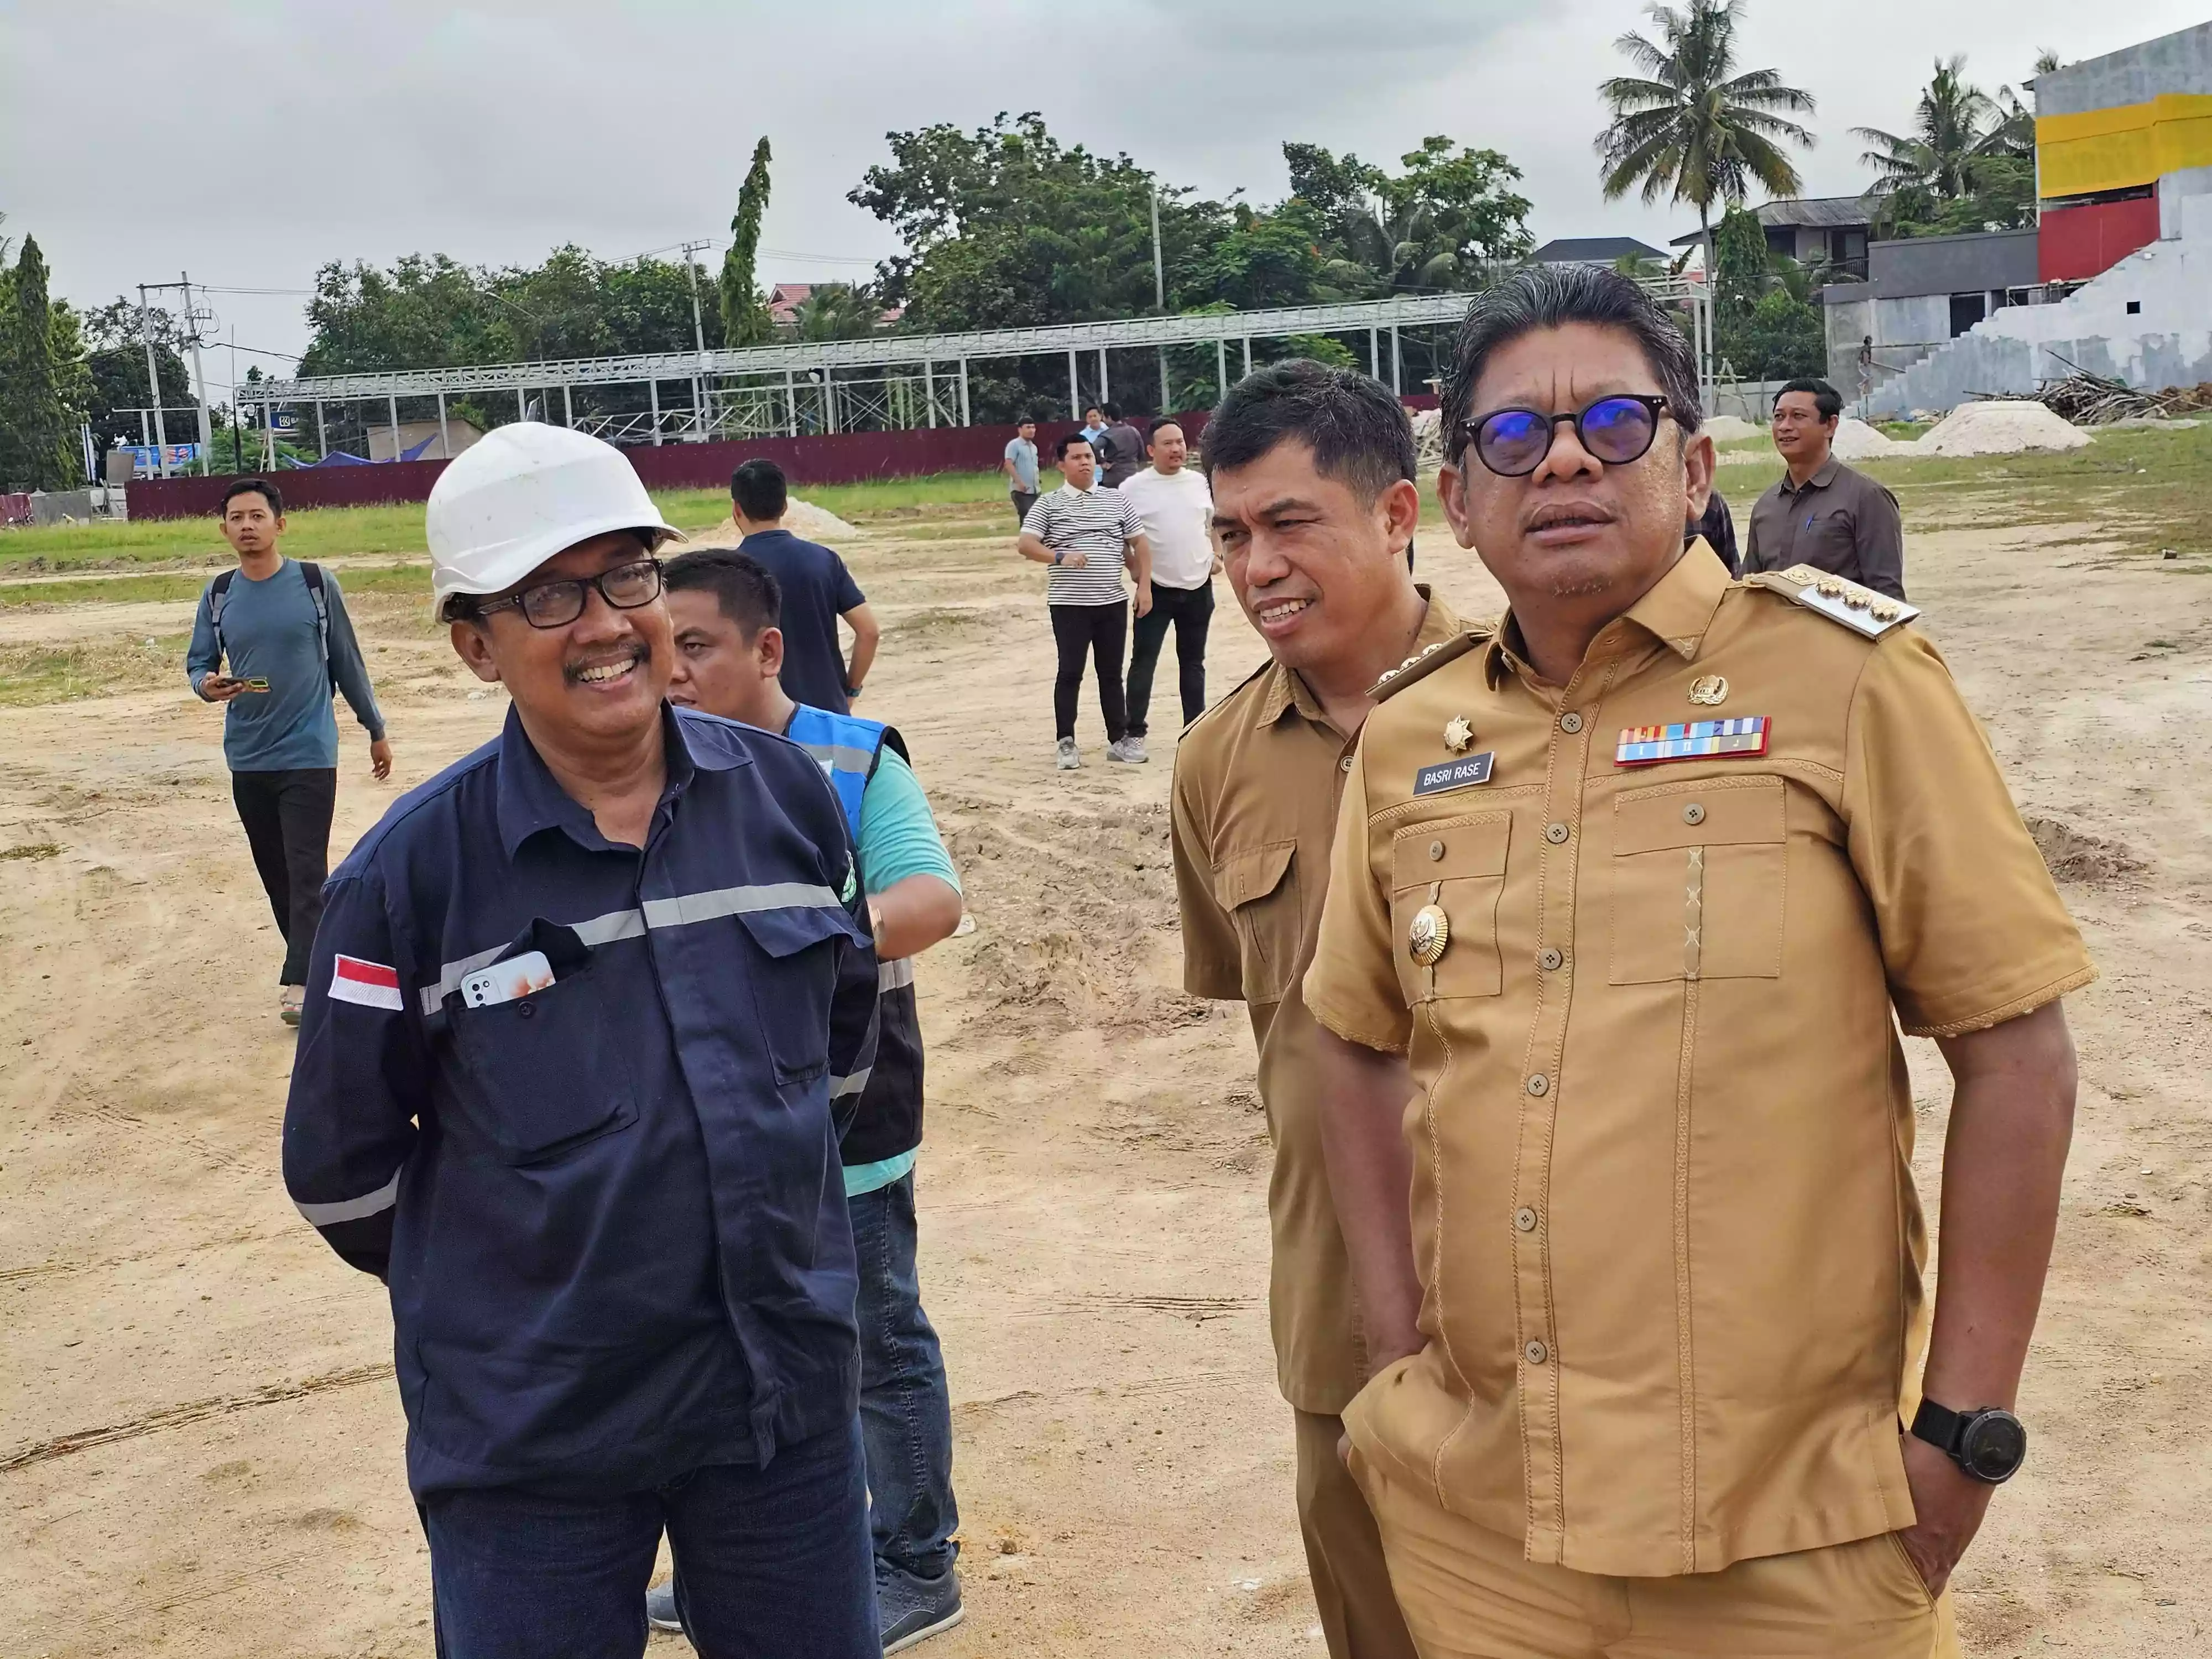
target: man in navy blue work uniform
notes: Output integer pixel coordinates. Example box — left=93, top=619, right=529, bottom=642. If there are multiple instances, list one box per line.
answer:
left=281, top=423, right=882, bottom=1659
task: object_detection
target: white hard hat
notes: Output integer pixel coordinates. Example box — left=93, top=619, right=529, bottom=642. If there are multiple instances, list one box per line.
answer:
left=427, top=422, right=686, bottom=608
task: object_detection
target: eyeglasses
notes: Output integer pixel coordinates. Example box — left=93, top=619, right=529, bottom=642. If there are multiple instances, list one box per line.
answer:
left=1462, top=394, right=1673, bottom=477
left=473, top=558, right=664, bottom=629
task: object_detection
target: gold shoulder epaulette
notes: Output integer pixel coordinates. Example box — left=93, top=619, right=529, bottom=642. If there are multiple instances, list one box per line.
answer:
left=1368, top=625, right=1489, bottom=701
left=1745, top=565, right=1919, bottom=639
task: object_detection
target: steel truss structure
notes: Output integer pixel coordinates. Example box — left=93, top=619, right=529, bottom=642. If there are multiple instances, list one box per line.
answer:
left=237, top=284, right=1713, bottom=465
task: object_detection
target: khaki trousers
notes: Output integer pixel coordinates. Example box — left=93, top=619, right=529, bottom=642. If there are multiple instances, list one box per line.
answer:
left=1296, top=1410, right=1418, bottom=1659
left=1355, top=1452, right=1961, bottom=1659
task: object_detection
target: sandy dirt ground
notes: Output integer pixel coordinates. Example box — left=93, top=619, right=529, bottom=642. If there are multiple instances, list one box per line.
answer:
left=3, top=492, right=2208, bottom=1657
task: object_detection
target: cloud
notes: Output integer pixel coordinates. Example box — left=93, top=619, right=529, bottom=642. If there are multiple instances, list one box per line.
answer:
left=2, top=0, right=2205, bottom=389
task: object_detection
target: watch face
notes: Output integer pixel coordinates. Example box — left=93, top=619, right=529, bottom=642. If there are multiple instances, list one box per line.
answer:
left=1961, top=1411, right=2027, bottom=1481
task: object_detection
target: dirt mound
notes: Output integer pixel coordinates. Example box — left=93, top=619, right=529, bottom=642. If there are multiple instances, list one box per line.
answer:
left=2025, top=815, right=2150, bottom=885
left=1702, top=415, right=1762, bottom=442
left=1832, top=418, right=1907, bottom=460
left=684, top=497, right=860, bottom=549
left=1916, top=401, right=2091, bottom=458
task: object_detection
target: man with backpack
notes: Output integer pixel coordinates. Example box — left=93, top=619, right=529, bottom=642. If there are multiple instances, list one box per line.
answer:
left=187, top=477, right=391, bottom=1026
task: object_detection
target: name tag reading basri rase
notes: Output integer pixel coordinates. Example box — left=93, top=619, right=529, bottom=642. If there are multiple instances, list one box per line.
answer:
left=1413, top=752, right=1496, bottom=797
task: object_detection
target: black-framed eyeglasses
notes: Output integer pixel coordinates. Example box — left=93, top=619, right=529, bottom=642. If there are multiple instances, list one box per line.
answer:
left=472, top=558, right=664, bottom=629
left=1462, top=394, right=1673, bottom=477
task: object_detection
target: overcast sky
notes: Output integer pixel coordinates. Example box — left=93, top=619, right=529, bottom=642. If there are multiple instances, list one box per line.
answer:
left=3, top=1, right=2204, bottom=404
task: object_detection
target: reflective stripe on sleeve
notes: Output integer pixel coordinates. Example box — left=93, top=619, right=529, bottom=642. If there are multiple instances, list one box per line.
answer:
left=879, top=957, right=916, bottom=992
left=294, top=1167, right=403, bottom=1227
left=830, top=1067, right=872, bottom=1100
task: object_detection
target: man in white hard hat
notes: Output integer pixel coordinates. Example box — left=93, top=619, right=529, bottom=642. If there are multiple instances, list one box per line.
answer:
left=280, top=424, right=884, bottom=1659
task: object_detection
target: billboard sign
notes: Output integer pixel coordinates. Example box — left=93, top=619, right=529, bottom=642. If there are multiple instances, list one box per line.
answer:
left=121, top=444, right=204, bottom=476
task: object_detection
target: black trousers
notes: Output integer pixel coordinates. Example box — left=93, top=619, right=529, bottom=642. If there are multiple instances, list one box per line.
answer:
left=232, top=767, right=337, bottom=985
left=1049, top=602, right=1128, bottom=744
left=1011, top=490, right=1039, bottom=525
left=1125, top=580, right=1215, bottom=737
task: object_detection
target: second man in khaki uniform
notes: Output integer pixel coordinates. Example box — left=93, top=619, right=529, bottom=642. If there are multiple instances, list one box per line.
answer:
left=1172, top=361, right=1444, bottom=1659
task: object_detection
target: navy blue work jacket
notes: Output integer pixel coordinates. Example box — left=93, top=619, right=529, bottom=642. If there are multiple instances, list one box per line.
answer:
left=281, top=703, right=878, bottom=1499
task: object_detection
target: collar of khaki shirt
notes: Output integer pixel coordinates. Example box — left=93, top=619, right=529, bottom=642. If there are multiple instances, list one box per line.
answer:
left=1483, top=538, right=1729, bottom=693
left=1247, top=582, right=1471, bottom=734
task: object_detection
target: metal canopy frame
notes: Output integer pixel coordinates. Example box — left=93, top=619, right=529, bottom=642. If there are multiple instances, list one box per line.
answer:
left=239, top=283, right=1713, bottom=462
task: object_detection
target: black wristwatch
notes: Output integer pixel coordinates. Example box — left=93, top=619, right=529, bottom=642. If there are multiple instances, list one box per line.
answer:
left=1911, top=1398, right=2028, bottom=1484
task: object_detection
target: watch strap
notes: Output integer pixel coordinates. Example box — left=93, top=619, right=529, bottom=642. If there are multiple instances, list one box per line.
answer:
left=1910, top=1397, right=1964, bottom=1457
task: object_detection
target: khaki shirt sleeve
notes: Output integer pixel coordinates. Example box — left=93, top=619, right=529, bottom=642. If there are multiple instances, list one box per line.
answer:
left=1844, top=629, right=2096, bottom=1036
left=1302, top=733, right=1413, bottom=1053
left=1171, top=756, right=1244, bottom=1000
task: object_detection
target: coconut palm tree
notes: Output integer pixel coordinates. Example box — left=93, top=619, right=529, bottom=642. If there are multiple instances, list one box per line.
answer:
left=1595, top=0, right=1817, bottom=270
left=791, top=283, right=884, bottom=342
left=1853, top=58, right=1996, bottom=202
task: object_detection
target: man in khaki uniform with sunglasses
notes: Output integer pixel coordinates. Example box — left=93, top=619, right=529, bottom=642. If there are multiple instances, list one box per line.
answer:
left=1306, top=266, right=2090, bottom=1658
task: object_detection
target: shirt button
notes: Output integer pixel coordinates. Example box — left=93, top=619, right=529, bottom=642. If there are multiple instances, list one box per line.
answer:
left=1544, top=821, right=1569, bottom=845
left=1339, top=755, right=1354, bottom=774
left=1525, top=1339, right=1550, bottom=1365
left=1682, top=802, right=1707, bottom=826
left=1538, top=947, right=1564, bottom=972
left=518, top=1001, right=536, bottom=1020
left=1559, top=711, right=1584, bottom=734
left=1428, top=841, right=1445, bottom=861
left=1526, top=1073, right=1550, bottom=1097
left=1514, top=1207, right=1538, bottom=1233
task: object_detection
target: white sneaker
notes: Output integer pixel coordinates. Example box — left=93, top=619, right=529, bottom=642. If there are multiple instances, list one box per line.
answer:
left=1056, top=738, right=1081, bottom=770
left=1107, top=737, right=1148, bottom=764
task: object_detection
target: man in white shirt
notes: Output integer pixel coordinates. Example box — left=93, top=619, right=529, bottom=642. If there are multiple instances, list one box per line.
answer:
left=1117, top=418, right=1218, bottom=761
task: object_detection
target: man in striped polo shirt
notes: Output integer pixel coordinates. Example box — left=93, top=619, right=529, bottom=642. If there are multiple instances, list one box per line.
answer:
left=1017, top=432, right=1155, bottom=770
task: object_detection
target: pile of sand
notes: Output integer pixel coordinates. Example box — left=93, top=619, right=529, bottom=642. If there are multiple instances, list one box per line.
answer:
left=1702, top=414, right=1762, bottom=442
left=1914, top=400, right=2091, bottom=457
left=1830, top=418, right=1909, bottom=460
left=685, top=496, right=860, bottom=548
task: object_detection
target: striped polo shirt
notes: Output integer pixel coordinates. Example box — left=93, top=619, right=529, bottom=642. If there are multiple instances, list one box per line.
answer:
left=1024, top=482, right=1143, bottom=606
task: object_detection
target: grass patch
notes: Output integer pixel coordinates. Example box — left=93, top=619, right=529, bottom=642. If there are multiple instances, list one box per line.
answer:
left=1, top=841, right=62, bottom=860
left=0, top=634, right=191, bottom=706
left=1, top=561, right=436, bottom=611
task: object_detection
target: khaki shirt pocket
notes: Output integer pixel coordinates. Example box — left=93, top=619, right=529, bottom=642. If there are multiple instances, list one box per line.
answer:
left=1213, top=839, right=1301, bottom=1004
left=1389, top=813, right=1510, bottom=1001
left=1610, top=775, right=1786, bottom=984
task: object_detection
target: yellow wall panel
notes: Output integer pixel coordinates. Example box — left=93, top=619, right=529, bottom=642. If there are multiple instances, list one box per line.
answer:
left=2038, top=93, right=2212, bottom=197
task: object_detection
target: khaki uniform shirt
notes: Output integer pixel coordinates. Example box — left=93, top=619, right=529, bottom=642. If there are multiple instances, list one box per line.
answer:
left=1305, top=545, right=2091, bottom=1577
left=1744, top=456, right=1907, bottom=601
left=1173, top=589, right=1467, bottom=1416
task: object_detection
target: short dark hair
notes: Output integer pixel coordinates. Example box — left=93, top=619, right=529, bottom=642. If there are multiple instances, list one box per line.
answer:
left=1103, top=403, right=1122, bottom=421
left=730, top=458, right=788, bottom=521
left=1016, top=414, right=1037, bottom=428
left=1775, top=378, right=1843, bottom=422
left=1441, top=265, right=1704, bottom=463
left=1201, top=360, right=1416, bottom=503
left=1055, top=432, right=1095, bottom=462
left=220, top=477, right=283, bottom=517
left=664, top=548, right=781, bottom=637
left=1147, top=416, right=1184, bottom=440
left=1083, top=405, right=1103, bottom=419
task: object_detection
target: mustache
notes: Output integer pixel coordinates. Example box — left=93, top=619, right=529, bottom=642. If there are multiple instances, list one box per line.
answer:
left=562, top=641, right=650, bottom=684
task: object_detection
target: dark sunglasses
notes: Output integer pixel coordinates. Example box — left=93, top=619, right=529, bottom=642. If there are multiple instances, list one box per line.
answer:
left=474, top=557, right=664, bottom=629
left=1462, top=394, right=1673, bottom=477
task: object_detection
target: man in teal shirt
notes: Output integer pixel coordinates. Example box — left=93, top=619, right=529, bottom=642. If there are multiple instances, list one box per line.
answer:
left=186, top=478, right=391, bottom=1025
left=659, top=549, right=968, bottom=1656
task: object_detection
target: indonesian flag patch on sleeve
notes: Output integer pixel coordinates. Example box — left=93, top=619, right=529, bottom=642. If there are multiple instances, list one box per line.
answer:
left=329, top=954, right=404, bottom=1011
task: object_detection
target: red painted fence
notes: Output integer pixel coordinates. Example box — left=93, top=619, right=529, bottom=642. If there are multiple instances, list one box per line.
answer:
left=2038, top=195, right=2161, bottom=284
left=123, top=392, right=1437, bottom=524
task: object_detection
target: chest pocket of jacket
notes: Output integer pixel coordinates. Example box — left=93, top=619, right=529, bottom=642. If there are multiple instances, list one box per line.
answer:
left=737, top=903, right=851, bottom=1085
left=447, top=950, right=637, bottom=1166
left=1610, top=776, right=1786, bottom=984
left=1389, top=813, right=1509, bottom=1002
left=1213, top=840, right=1301, bottom=1004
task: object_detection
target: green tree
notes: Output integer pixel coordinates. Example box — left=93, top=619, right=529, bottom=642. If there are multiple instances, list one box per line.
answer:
left=790, top=283, right=883, bottom=341
left=1, top=236, right=81, bottom=491
left=1595, top=0, right=1817, bottom=270
left=1854, top=58, right=1994, bottom=203
left=79, top=297, right=195, bottom=467
left=721, top=137, right=775, bottom=347
left=1854, top=57, right=2039, bottom=236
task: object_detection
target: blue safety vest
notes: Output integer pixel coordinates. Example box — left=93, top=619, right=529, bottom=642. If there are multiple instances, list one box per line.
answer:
left=785, top=705, right=927, bottom=1167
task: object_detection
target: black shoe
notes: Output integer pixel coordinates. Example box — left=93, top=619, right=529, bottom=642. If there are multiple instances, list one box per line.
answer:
left=879, top=1569, right=964, bottom=1655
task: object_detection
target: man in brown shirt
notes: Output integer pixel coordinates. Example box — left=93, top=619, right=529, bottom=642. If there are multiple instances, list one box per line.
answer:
left=1172, top=362, right=1452, bottom=1659
left=1306, top=268, right=2089, bottom=1657
left=1743, top=378, right=1907, bottom=599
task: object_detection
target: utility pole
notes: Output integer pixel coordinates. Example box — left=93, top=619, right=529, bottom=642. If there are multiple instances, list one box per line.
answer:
left=138, top=285, right=171, bottom=479
left=180, top=272, right=213, bottom=475
left=229, top=330, right=243, bottom=472
left=681, top=238, right=713, bottom=440
left=1151, top=184, right=1168, bottom=412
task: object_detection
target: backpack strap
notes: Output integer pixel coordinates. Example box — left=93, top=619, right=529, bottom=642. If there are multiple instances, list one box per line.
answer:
left=299, top=561, right=334, bottom=687
left=208, top=569, right=236, bottom=671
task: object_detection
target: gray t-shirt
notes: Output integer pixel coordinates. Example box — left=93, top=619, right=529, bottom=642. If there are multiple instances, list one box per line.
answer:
left=184, top=559, right=385, bottom=771
left=1005, top=436, right=1040, bottom=493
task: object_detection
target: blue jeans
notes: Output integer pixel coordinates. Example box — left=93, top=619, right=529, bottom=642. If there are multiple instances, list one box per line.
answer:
left=849, top=1171, right=961, bottom=1588
left=422, top=1418, right=874, bottom=1659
